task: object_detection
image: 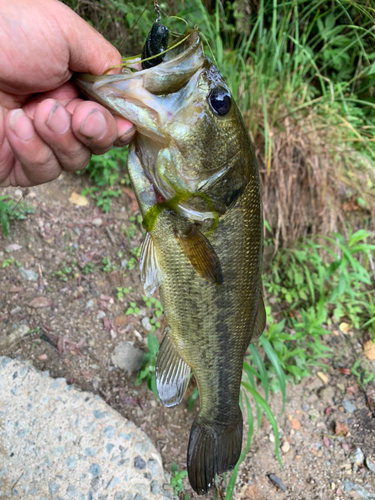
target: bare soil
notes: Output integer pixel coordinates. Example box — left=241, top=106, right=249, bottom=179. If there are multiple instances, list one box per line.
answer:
left=1, top=172, right=375, bottom=500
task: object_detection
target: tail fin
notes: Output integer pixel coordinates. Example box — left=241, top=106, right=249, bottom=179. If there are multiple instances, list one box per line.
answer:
left=187, top=410, right=243, bottom=495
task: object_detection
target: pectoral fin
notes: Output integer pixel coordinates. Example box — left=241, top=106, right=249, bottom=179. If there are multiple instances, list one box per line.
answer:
left=139, top=232, right=163, bottom=298
left=253, top=295, right=266, bottom=339
left=175, top=225, right=223, bottom=285
left=156, top=331, right=190, bottom=408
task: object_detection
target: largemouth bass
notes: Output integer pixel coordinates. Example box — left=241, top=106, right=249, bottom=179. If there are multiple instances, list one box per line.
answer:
left=75, top=27, right=265, bottom=496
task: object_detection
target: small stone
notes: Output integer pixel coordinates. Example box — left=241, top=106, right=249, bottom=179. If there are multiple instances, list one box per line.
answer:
left=342, top=399, right=357, bottom=413
left=111, top=342, right=144, bottom=375
left=6, top=244, right=22, bottom=252
left=69, top=192, right=88, bottom=206
left=38, top=354, right=47, bottom=361
left=308, top=409, right=320, bottom=420
left=317, top=386, right=334, bottom=400
left=141, top=317, right=152, bottom=332
left=366, top=457, right=375, bottom=474
left=121, top=259, right=128, bottom=268
left=86, top=299, right=95, bottom=309
left=88, top=464, right=101, bottom=477
left=134, top=456, right=146, bottom=470
left=114, top=315, right=127, bottom=327
left=92, top=218, right=103, bottom=227
left=14, top=189, right=23, bottom=200
left=291, top=418, right=301, bottom=430
left=281, top=441, right=290, bottom=453
left=331, top=482, right=336, bottom=491
left=19, top=267, right=38, bottom=281
left=97, top=311, right=106, bottom=319
left=349, top=447, right=364, bottom=469
left=10, top=306, right=22, bottom=316
left=147, top=459, right=160, bottom=477
left=363, top=340, right=375, bottom=360
left=28, top=297, right=50, bottom=309
left=317, top=371, right=329, bottom=384
left=269, top=433, right=275, bottom=443
left=151, top=480, right=159, bottom=494
left=335, top=421, right=349, bottom=436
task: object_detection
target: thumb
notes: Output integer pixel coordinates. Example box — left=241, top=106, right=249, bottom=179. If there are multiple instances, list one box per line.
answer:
left=57, top=1, right=122, bottom=75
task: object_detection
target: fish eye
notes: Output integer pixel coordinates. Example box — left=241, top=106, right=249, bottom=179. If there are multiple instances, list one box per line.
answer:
left=208, top=88, right=231, bottom=115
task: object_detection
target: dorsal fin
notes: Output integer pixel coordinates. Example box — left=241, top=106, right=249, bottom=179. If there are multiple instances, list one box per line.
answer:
left=156, top=331, right=190, bottom=408
left=139, top=232, right=163, bottom=297
left=175, top=225, right=223, bottom=285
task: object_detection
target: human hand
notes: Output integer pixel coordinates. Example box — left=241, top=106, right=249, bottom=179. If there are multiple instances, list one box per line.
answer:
left=0, top=0, right=135, bottom=187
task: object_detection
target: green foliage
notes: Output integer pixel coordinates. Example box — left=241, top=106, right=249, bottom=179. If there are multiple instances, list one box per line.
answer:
left=0, top=196, right=34, bottom=237
left=170, top=463, right=188, bottom=497
left=79, top=147, right=128, bottom=212
left=125, top=301, right=140, bottom=316
left=143, top=296, right=163, bottom=318
left=101, top=257, right=117, bottom=273
left=116, top=287, right=131, bottom=300
left=136, top=332, right=159, bottom=398
left=1, top=255, right=21, bottom=268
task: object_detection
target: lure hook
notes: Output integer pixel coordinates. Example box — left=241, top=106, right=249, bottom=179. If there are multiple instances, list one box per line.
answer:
left=154, top=0, right=161, bottom=22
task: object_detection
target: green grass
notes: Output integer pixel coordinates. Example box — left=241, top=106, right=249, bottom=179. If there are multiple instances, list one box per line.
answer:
left=0, top=195, right=34, bottom=237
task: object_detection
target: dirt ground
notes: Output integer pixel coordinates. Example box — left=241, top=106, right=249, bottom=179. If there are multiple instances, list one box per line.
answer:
left=1, top=171, right=375, bottom=500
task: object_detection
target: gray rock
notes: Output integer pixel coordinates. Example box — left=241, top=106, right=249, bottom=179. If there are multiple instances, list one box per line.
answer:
left=97, top=311, right=106, bottom=319
left=343, top=480, right=375, bottom=499
left=86, top=299, right=95, bottom=309
left=367, top=457, right=375, bottom=474
left=141, top=317, right=152, bottom=331
left=342, top=399, right=357, bottom=413
left=19, top=267, right=38, bottom=281
left=112, top=342, right=145, bottom=375
left=0, top=356, right=165, bottom=498
left=349, top=447, right=364, bottom=469
left=92, top=218, right=103, bottom=227
left=134, top=456, right=146, bottom=469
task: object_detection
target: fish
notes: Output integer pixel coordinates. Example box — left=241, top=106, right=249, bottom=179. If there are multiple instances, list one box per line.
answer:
left=74, top=26, right=265, bottom=496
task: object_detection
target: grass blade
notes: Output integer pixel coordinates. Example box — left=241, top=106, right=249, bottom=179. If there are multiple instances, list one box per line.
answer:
left=259, top=335, right=286, bottom=414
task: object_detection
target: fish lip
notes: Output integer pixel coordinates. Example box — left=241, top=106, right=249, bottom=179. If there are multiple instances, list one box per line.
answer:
left=74, top=28, right=203, bottom=93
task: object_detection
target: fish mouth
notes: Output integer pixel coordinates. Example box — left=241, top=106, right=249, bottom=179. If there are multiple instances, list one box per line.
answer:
left=73, top=29, right=205, bottom=137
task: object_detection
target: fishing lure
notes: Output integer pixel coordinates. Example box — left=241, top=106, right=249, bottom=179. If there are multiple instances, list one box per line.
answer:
left=141, top=1, right=169, bottom=69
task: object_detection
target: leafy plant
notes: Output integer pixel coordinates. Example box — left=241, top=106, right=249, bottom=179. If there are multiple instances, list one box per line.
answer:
left=1, top=255, right=21, bottom=268
left=116, top=287, right=130, bottom=300
left=136, top=332, right=159, bottom=398
left=170, top=463, right=188, bottom=497
left=0, top=195, right=34, bottom=236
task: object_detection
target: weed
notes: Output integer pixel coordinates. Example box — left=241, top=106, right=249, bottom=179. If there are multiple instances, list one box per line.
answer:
left=143, top=296, right=163, bottom=318
left=170, top=463, right=188, bottom=497
left=81, top=262, right=95, bottom=274
left=101, top=257, right=117, bottom=273
left=136, top=332, right=159, bottom=398
left=116, top=287, right=131, bottom=300
left=0, top=195, right=34, bottom=237
left=125, top=301, right=140, bottom=316
left=2, top=255, right=21, bottom=268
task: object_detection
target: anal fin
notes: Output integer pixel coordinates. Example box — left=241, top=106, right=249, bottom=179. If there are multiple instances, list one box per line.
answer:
left=175, top=225, right=223, bottom=285
left=156, top=331, right=190, bottom=408
left=139, top=232, right=163, bottom=298
left=253, top=295, right=266, bottom=339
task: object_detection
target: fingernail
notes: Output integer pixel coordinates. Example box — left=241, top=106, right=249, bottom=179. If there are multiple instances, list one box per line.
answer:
left=118, top=125, right=135, bottom=143
left=80, top=109, right=107, bottom=140
left=46, top=103, right=70, bottom=135
left=8, top=109, right=34, bottom=141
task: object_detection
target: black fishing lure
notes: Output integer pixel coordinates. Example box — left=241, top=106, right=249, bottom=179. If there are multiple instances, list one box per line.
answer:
left=141, top=21, right=169, bottom=69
